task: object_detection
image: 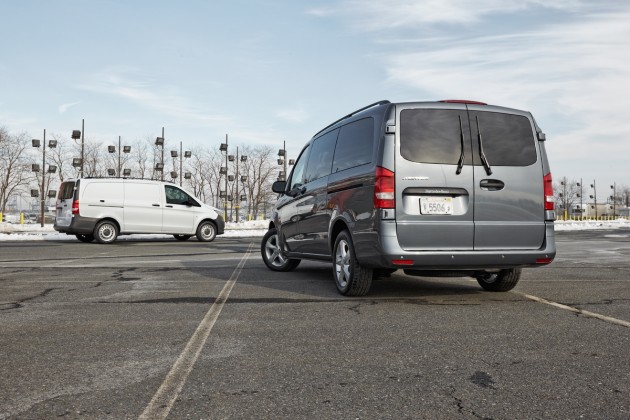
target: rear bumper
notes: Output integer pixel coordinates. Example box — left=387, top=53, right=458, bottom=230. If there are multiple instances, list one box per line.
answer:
left=53, top=215, right=98, bottom=235
left=356, top=222, right=556, bottom=270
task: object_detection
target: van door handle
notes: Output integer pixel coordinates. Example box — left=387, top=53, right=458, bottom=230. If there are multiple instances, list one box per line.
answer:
left=480, top=179, right=505, bottom=191
left=166, top=205, right=173, bottom=208
left=152, top=204, right=160, bottom=207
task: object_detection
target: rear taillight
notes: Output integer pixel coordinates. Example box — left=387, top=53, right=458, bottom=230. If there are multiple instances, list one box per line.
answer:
left=72, top=199, right=79, bottom=215
left=543, top=173, right=554, bottom=211
left=374, top=166, right=395, bottom=209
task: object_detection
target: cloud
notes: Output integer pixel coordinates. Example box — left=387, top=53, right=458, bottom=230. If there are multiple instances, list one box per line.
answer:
left=276, top=106, right=309, bottom=123
left=77, top=68, right=232, bottom=126
left=313, top=0, right=589, bottom=29
left=58, top=102, right=79, bottom=114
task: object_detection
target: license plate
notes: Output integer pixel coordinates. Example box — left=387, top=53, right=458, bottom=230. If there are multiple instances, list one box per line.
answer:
left=420, top=196, right=453, bottom=215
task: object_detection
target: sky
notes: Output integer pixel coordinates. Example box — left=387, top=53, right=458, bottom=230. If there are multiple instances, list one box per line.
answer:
left=1, top=0, right=629, bottom=189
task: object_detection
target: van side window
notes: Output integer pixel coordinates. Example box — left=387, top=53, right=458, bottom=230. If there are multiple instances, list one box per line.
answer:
left=304, top=129, right=338, bottom=183
left=287, top=146, right=310, bottom=191
left=400, top=109, right=466, bottom=165
left=165, top=185, right=198, bottom=206
left=470, top=111, right=537, bottom=166
left=332, top=117, right=374, bottom=173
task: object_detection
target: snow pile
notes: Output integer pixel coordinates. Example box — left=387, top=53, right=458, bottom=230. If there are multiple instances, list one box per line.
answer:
left=0, top=220, right=269, bottom=241
left=554, top=219, right=630, bottom=231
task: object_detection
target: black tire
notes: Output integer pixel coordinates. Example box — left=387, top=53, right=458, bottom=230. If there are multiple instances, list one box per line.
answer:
left=261, top=228, right=301, bottom=272
left=173, top=234, right=192, bottom=241
left=196, top=221, right=217, bottom=242
left=94, top=220, right=118, bottom=244
left=333, top=230, right=373, bottom=296
left=76, top=234, right=95, bottom=243
left=476, top=268, right=522, bottom=292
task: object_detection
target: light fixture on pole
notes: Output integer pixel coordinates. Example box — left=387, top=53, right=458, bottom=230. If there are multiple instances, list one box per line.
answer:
left=32, top=129, right=57, bottom=227
left=219, top=135, right=228, bottom=221
left=108, top=136, right=131, bottom=177
left=156, top=127, right=165, bottom=181
left=71, top=124, right=83, bottom=177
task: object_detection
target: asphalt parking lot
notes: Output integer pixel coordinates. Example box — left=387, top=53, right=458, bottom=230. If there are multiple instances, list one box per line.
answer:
left=0, top=230, right=629, bottom=419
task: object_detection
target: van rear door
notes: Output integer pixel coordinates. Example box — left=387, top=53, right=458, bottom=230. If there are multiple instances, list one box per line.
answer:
left=395, top=104, right=475, bottom=250
left=468, top=106, right=545, bottom=250
left=55, top=181, right=76, bottom=228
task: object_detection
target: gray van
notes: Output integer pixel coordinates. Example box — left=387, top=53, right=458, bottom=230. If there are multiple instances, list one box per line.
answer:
left=261, top=100, right=555, bottom=296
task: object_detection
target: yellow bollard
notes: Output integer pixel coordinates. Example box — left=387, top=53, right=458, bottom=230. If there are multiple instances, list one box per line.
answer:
left=0, top=211, right=2, bottom=223
left=20, top=212, right=24, bottom=224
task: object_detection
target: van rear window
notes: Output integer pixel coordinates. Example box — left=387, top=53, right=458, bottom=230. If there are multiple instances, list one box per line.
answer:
left=400, top=109, right=537, bottom=167
left=58, top=181, right=76, bottom=200
left=469, top=111, right=537, bottom=166
left=400, top=109, right=466, bottom=165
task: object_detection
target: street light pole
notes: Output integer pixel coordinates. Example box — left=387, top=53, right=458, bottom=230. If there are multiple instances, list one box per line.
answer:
left=80, top=119, right=84, bottom=177
left=41, top=129, right=46, bottom=227
left=611, top=182, right=617, bottom=218
left=161, top=127, right=165, bottom=181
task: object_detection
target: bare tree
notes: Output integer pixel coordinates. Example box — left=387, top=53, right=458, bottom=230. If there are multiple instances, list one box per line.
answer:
left=240, top=145, right=277, bottom=219
left=0, top=128, right=33, bottom=214
left=47, top=132, right=75, bottom=183
left=554, top=177, right=580, bottom=219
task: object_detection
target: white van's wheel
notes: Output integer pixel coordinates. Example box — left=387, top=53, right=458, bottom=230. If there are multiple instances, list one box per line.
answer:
left=333, top=230, right=372, bottom=296
left=196, top=221, right=216, bottom=242
left=94, top=221, right=118, bottom=244
left=476, top=268, right=522, bottom=292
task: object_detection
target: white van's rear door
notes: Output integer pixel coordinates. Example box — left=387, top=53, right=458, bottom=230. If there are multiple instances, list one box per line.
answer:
left=55, top=181, right=76, bottom=228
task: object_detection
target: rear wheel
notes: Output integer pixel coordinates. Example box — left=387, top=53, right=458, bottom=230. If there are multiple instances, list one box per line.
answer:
left=261, top=228, right=300, bottom=271
left=94, top=221, right=118, bottom=244
left=173, top=234, right=192, bottom=241
left=196, top=221, right=216, bottom=242
left=76, top=234, right=94, bottom=243
left=333, top=230, right=372, bottom=296
left=476, top=268, right=522, bottom=292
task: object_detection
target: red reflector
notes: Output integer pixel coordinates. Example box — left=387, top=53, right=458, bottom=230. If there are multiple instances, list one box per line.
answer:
left=439, top=99, right=487, bottom=105
left=374, top=166, right=395, bottom=209
left=536, top=258, right=554, bottom=265
left=72, top=199, right=79, bottom=215
left=392, top=259, right=414, bottom=266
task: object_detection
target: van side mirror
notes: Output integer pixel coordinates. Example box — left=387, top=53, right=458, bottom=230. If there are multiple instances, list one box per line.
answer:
left=537, top=132, right=546, bottom=141
left=272, top=180, right=287, bottom=194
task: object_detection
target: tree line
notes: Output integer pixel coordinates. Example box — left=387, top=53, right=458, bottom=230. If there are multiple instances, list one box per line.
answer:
left=554, top=176, right=630, bottom=219
left=0, top=126, right=285, bottom=221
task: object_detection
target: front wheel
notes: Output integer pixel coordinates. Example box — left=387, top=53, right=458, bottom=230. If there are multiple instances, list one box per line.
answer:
left=333, top=230, right=372, bottom=296
left=196, top=221, right=217, bottom=242
left=261, top=228, right=300, bottom=271
left=94, top=221, right=118, bottom=244
left=476, top=268, right=522, bottom=292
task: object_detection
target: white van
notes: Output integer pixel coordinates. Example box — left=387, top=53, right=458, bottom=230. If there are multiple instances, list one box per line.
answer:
left=54, top=178, right=224, bottom=244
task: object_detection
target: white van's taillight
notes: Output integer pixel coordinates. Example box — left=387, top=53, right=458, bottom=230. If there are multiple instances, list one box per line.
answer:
left=543, top=173, right=554, bottom=211
left=72, top=199, right=80, bottom=215
left=374, top=166, right=395, bottom=209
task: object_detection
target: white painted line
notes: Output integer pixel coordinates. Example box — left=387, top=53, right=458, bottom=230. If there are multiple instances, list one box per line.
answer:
left=139, top=242, right=254, bottom=420
left=520, top=293, right=630, bottom=328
